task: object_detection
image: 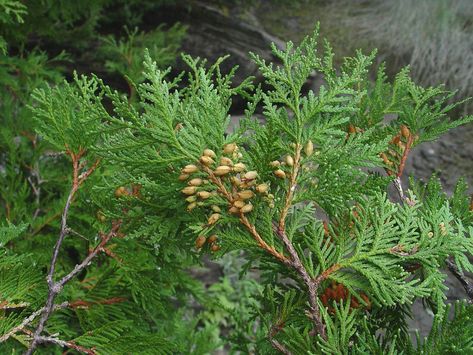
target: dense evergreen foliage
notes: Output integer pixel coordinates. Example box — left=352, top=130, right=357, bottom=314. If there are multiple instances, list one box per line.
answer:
left=1, top=1, right=473, bottom=354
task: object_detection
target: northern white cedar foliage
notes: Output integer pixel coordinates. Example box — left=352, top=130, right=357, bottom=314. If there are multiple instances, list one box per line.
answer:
left=2, top=24, right=473, bottom=354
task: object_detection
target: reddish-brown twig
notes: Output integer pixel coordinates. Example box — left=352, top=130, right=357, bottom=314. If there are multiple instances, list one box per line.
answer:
left=24, top=149, right=111, bottom=355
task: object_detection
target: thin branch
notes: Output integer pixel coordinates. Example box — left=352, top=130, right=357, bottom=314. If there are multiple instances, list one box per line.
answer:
left=0, top=302, right=69, bottom=343
left=446, top=258, right=473, bottom=302
left=396, top=134, right=414, bottom=178
left=278, top=144, right=302, bottom=231
left=24, top=150, right=108, bottom=355
left=268, top=322, right=293, bottom=355
left=269, top=337, right=292, bottom=355
left=273, top=224, right=326, bottom=340
left=69, top=297, right=127, bottom=309
left=28, top=333, right=95, bottom=355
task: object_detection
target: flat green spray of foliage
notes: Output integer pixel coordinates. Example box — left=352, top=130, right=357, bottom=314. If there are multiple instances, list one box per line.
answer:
left=1, top=12, right=473, bottom=354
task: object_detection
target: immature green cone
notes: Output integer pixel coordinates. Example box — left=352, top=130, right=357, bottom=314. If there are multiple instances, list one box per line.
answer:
left=182, top=164, right=199, bottom=174
left=185, top=195, right=197, bottom=203
left=96, top=210, right=106, bottom=223
left=182, top=186, right=197, bottom=195
left=187, top=202, right=197, bottom=211
left=214, top=165, right=232, bottom=176
left=304, top=140, right=314, bottom=157
left=211, top=205, right=221, bottom=213
left=203, top=148, right=216, bottom=158
left=285, top=155, right=294, bottom=167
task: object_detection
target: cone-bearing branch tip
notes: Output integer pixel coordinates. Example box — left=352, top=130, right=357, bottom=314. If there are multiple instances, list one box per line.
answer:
left=200, top=156, right=214, bottom=166
left=182, top=186, right=197, bottom=195
left=208, top=213, right=221, bottom=225
left=211, top=205, right=221, bottom=213
left=211, top=244, right=221, bottom=252
left=231, top=176, right=242, bottom=186
left=400, top=125, right=410, bottom=138
left=197, top=191, right=211, bottom=199
left=203, top=148, right=216, bottom=158
left=233, top=200, right=245, bottom=208
left=233, top=163, right=246, bottom=173
left=182, top=164, right=199, bottom=174
left=188, top=178, right=203, bottom=186
left=243, top=171, right=258, bottom=180
left=270, top=160, right=280, bottom=167
left=237, top=190, right=254, bottom=200
left=223, top=143, right=237, bottom=154
left=220, top=157, right=233, bottom=166
left=207, top=235, right=218, bottom=244
left=195, top=235, right=206, bottom=249
left=274, top=169, right=286, bottom=179
left=229, top=206, right=240, bottom=214
left=178, top=174, right=189, bottom=181
left=240, top=204, right=253, bottom=213
left=214, top=165, right=232, bottom=176
left=187, top=202, right=197, bottom=211
left=256, top=184, right=269, bottom=194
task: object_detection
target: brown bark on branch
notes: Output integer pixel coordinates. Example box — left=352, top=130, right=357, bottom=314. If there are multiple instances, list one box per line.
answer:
left=24, top=149, right=113, bottom=355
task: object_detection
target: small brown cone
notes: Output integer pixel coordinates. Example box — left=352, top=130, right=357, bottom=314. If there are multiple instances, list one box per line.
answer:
left=195, top=235, right=206, bottom=249
left=208, top=213, right=221, bottom=225
left=214, top=165, right=232, bottom=176
left=400, top=125, right=410, bottom=138
left=274, top=169, right=286, bottom=179
left=240, top=204, right=253, bottom=213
